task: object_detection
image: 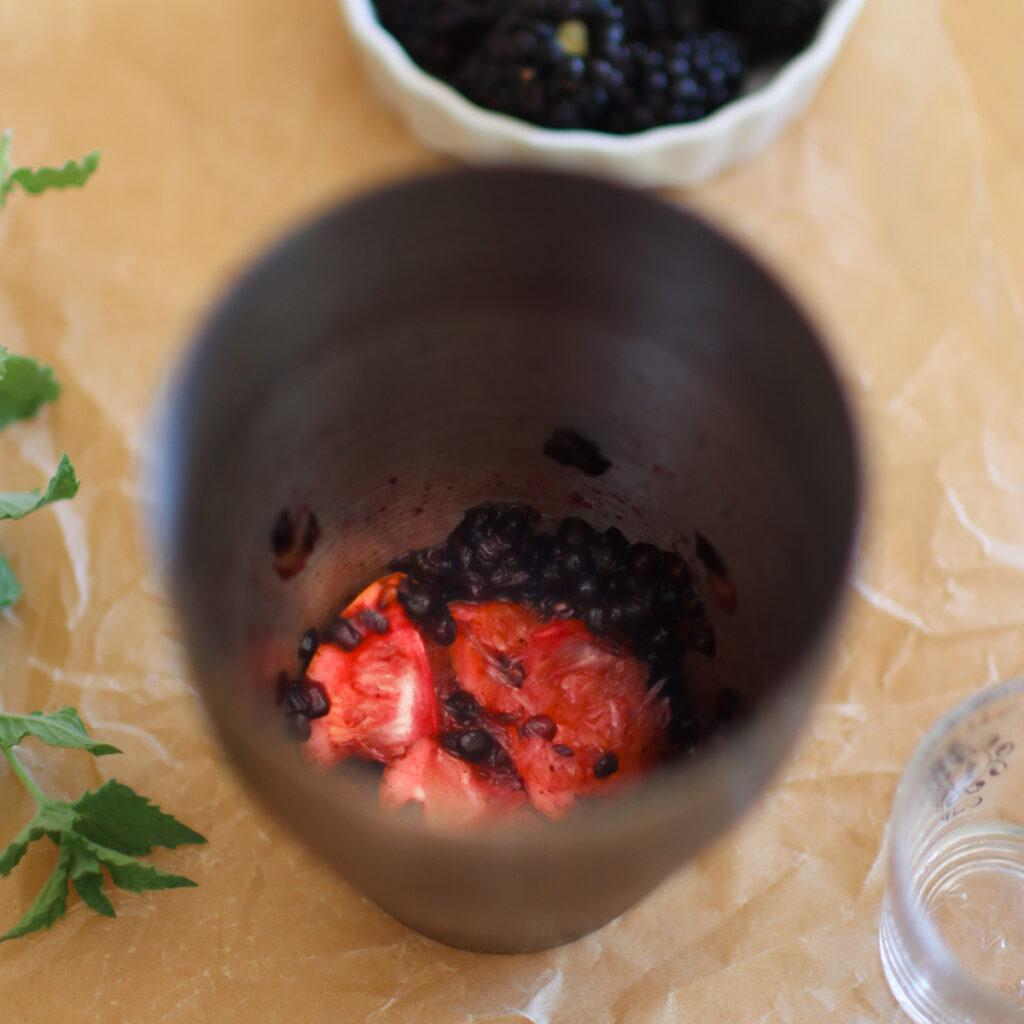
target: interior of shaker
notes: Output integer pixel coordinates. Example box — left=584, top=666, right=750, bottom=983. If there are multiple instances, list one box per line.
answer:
left=164, top=169, right=860, bottom=831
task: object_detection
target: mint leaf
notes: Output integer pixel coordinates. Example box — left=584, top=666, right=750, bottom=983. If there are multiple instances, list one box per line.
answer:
left=0, top=842, right=70, bottom=942
left=0, top=708, right=203, bottom=941
left=65, top=837, right=114, bottom=918
left=1, top=151, right=100, bottom=207
left=78, top=836, right=197, bottom=893
left=0, top=553, right=21, bottom=607
left=0, top=131, right=12, bottom=191
left=0, top=453, right=79, bottom=520
left=0, top=707, right=120, bottom=755
left=0, top=348, right=60, bottom=430
left=72, top=779, right=207, bottom=856
left=0, top=821, right=46, bottom=878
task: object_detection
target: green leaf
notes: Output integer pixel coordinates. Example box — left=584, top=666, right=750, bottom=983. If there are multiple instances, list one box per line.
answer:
left=0, top=552, right=21, bottom=608
left=0, top=453, right=79, bottom=520
left=0, top=821, right=46, bottom=878
left=0, top=842, right=70, bottom=942
left=2, top=151, right=100, bottom=204
left=65, top=837, right=114, bottom=917
left=0, top=131, right=12, bottom=193
left=0, top=803, right=77, bottom=880
left=72, top=779, right=207, bottom=856
left=78, top=837, right=197, bottom=893
left=0, top=348, right=60, bottom=430
left=0, top=707, right=120, bottom=755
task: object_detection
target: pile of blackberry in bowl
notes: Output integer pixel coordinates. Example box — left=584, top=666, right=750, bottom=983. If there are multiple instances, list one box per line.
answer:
left=371, top=0, right=830, bottom=132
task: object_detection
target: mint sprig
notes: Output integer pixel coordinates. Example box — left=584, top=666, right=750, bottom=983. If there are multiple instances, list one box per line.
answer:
left=0, top=130, right=100, bottom=207
left=0, top=128, right=98, bottom=605
left=0, top=554, right=21, bottom=608
left=0, top=708, right=206, bottom=942
left=0, top=347, right=60, bottom=430
left=0, top=452, right=79, bottom=520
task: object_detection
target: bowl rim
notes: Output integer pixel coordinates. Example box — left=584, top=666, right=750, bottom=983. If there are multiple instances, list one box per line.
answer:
left=338, top=0, right=867, bottom=154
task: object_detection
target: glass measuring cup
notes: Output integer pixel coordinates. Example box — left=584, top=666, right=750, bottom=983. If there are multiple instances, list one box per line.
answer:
left=881, top=678, right=1024, bottom=1022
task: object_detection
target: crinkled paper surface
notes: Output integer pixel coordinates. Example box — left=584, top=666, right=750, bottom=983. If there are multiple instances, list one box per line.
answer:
left=1, top=0, right=1023, bottom=1020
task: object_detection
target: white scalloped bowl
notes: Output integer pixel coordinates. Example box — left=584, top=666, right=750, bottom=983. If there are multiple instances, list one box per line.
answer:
left=338, top=0, right=865, bottom=188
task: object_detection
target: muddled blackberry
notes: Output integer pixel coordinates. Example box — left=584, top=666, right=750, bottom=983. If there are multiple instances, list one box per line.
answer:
left=708, top=0, right=825, bottom=59
left=619, top=0, right=705, bottom=39
left=604, top=30, right=746, bottom=132
left=381, top=500, right=719, bottom=752
left=457, top=0, right=631, bottom=130
left=543, top=428, right=612, bottom=476
left=373, top=0, right=500, bottom=76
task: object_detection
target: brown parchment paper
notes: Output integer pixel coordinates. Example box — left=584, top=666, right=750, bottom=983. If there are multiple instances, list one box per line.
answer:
left=1, top=0, right=1023, bottom=1020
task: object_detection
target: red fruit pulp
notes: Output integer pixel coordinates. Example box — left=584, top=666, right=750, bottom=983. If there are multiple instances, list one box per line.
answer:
left=512, top=620, right=669, bottom=819
left=303, top=577, right=671, bottom=823
left=381, top=737, right=528, bottom=828
left=306, top=574, right=437, bottom=766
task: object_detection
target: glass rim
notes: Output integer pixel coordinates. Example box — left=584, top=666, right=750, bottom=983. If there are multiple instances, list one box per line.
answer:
left=888, top=676, right=1024, bottom=1015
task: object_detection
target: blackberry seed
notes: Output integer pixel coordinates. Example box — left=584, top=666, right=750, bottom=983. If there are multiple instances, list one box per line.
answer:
left=284, top=682, right=310, bottom=717
left=543, top=428, right=613, bottom=474
left=306, top=682, right=331, bottom=719
left=681, top=586, right=705, bottom=616
left=458, top=729, right=494, bottom=762
left=298, top=627, right=319, bottom=666
left=387, top=550, right=419, bottom=574
left=594, top=751, right=619, bottom=778
left=654, top=582, right=682, bottom=613
left=627, top=542, right=662, bottom=583
left=558, top=517, right=595, bottom=548
left=498, top=654, right=526, bottom=687
left=271, top=510, right=295, bottom=555
left=461, top=571, right=490, bottom=601
left=561, top=548, right=589, bottom=576
left=328, top=616, right=364, bottom=651
left=440, top=730, right=462, bottom=755
left=358, top=608, right=391, bottom=634
left=444, top=690, right=479, bottom=725
left=602, top=526, right=628, bottom=553
left=454, top=542, right=476, bottom=571
left=590, top=539, right=623, bottom=575
left=476, top=535, right=510, bottom=567
left=540, top=561, right=564, bottom=586
left=519, top=714, right=557, bottom=741
left=574, top=573, right=602, bottom=605
left=489, top=566, right=533, bottom=589
left=397, top=579, right=436, bottom=619
left=432, top=609, right=458, bottom=646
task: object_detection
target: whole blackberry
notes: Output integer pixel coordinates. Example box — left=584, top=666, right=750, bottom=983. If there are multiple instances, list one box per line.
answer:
left=604, top=30, right=746, bottom=133
left=708, top=0, right=825, bottom=59
left=457, top=0, right=632, bottom=130
left=620, top=0, right=705, bottom=40
left=373, top=0, right=500, bottom=76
